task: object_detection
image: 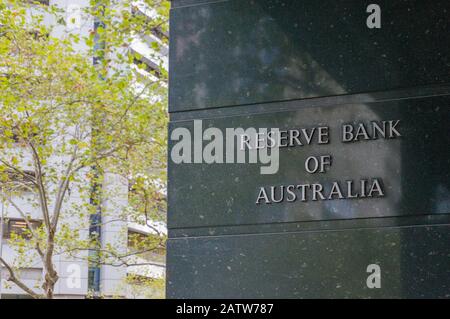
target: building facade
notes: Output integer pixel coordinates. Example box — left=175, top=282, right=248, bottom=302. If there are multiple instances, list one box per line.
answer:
left=0, top=0, right=167, bottom=299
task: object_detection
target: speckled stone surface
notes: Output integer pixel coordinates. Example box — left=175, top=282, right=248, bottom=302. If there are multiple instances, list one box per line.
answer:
left=169, top=96, right=450, bottom=229
left=167, top=225, right=450, bottom=298
left=170, top=0, right=450, bottom=112
left=167, top=0, right=450, bottom=298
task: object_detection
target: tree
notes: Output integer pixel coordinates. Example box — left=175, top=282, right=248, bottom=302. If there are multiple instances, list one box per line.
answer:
left=0, top=0, right=169, bottom=299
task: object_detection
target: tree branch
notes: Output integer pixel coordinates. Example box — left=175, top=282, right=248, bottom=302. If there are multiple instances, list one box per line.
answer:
left=0, top=158, right=37, bottom=187
left=1, top=197, right=45, bottom=258
left=27, top=141, right=51, bottom=231
left=51, top=146, right=78, bottom=229
left=0, top=257, right=43, bottom=299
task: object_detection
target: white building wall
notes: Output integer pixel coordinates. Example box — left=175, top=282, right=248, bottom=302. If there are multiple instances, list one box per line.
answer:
left=100, top=172, right=128, bottom=297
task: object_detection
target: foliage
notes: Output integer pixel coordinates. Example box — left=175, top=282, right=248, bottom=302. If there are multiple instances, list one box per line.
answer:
left=0, top=0, right=169, bottom=298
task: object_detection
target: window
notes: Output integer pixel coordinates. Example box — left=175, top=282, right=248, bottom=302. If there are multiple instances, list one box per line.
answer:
left=88, top=266, right=101, bottom=293
left=132, top=55, right=163, bottom=78
left=4, top=169, right=36, bottom=183
left=150, top=26, right=168, bottom=42
left=1, top=169, right=37, bottom=192
left=127, top=230, right=166, bottom=263
left=2, top=218, right=42, bottom=239
left=127, top=230, right=147, bottom=248
left=25, top=0, right=50, bottom=5
left=130, top=6, right=169, bottom=42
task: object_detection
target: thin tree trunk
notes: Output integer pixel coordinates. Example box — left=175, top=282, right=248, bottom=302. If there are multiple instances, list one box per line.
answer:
left=0, top=257, right=42, bottom=299
left=42, top=233, right=59, bottom=299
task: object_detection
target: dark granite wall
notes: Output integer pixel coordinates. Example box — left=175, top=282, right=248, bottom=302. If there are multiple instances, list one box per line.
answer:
left=167, top=0, right=450, bottom=298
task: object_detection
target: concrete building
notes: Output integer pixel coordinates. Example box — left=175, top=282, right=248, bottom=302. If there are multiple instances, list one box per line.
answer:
left=0, top=0, right=167, bottom=299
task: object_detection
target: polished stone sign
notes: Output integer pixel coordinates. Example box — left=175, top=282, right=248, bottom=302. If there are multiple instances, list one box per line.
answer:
left=167, top=0, right=450, bottom=298
left=169, top=97, right=449, bottom=228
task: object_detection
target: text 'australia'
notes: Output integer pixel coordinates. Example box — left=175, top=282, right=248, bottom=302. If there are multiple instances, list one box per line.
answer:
left=256, top=179, right=385, bottom=204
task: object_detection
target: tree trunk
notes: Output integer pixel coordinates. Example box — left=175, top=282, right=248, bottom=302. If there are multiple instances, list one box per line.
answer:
left=42, top=269, right=58, bottom=299
left=42, top=235, right=59, bottom=299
